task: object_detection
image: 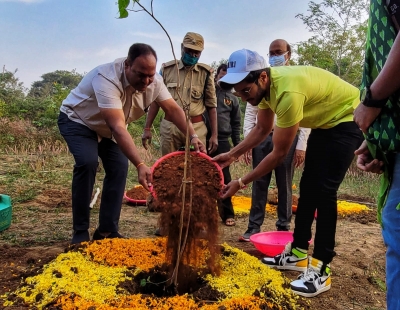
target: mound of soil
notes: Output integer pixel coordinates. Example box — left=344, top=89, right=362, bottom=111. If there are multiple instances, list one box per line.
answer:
left=152, top=152, right=222, bottom=277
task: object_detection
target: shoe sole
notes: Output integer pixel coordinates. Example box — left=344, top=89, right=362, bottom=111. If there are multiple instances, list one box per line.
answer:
left=238, top=236, right=250, bottom=242
left=291, top=284, right=331, bottom=297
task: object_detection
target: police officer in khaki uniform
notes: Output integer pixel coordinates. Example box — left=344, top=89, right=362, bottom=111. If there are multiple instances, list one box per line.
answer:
left=142, top=32, right=218, bottom=155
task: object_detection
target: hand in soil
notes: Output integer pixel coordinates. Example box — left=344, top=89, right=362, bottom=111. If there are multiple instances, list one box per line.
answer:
left=220, top=180, right=240, bottom=199
left=137, top=164, right=152, bottom=190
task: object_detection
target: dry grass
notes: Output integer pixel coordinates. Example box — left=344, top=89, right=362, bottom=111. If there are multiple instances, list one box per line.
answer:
left=0, top=118, right=380, bottom=245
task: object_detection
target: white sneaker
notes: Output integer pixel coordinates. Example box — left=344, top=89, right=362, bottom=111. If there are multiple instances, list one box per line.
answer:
left=290, top=257, right=331, bottom=297
left=261, top=243, right=308, bottom=272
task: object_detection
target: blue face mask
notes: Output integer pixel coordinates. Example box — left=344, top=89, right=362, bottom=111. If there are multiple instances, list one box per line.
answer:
left=269, top=53, right=288, bottom=67
left=182, top=52, right=199, bottom=66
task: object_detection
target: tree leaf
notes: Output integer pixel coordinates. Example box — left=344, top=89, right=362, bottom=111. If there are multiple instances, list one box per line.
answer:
left=118, top=8, right=129, bottom=19
left=118, top=0, right=130, bottom=10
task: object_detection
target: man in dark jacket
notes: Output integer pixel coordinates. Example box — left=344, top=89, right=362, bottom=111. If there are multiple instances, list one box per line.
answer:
left=210, top=63, right=241, bottom=226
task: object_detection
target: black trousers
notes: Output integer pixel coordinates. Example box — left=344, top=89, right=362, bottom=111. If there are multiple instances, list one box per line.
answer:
left=292, top=121, right=363, bottom=264
left=212, top=139, right=235, bottom=221
left=58, top=113, right=128, bottom=233
left=248, top=132, right=298, bottom=231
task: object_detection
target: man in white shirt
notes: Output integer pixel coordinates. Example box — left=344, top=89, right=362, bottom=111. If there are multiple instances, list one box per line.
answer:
left=58, top=43, right=204, bottom=244
left=239, top=39, right=310, bottom=241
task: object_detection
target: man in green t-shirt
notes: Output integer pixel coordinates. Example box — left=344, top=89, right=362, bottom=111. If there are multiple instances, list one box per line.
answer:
left=214, top=49, right=363, bottom=297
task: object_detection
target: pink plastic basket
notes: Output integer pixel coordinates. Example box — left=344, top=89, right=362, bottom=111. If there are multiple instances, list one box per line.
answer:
left=150, top=151, right=224, bottom=198
left=124, top=192, right=147, bottom=205
left=250, top=231, right=312, bottom=257
left=124, top=185, right=147, bottom=205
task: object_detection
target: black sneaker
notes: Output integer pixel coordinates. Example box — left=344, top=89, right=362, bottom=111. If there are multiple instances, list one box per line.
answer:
left=238, top=228, right=260, bottom=242
left=262, top=243, right=308, bottom=272
left=92, top=229, right=125, bottom=240
left=71, top=230, right=90, bottom=244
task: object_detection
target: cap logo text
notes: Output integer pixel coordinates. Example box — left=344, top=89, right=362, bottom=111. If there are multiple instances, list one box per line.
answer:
left=228, top=61, right=236, bottom=68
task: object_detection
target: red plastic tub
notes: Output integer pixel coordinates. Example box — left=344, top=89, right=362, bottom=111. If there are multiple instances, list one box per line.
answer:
left=150, top=151, right=224, bottom=197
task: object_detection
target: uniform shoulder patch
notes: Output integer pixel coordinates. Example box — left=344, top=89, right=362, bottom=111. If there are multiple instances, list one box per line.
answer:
left=163, top=60, right=177, bottom=67
left=197, top=62, right=212, bottom=72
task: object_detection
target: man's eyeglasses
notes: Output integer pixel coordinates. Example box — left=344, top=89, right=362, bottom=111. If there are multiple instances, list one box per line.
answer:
left=233, top=80, right=257, bottom=97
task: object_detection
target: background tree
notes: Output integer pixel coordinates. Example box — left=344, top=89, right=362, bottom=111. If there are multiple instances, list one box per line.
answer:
left=28, top=69, right=83, bottom=98
left=294, top=0, right=368, bottom=86
left=0, top=67, right=26, bottom=104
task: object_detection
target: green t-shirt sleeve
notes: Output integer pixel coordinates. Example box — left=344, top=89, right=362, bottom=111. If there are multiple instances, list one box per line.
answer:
left=275, top=92, right=305, bottom=128
left=258, top=98, right=270, bottom=110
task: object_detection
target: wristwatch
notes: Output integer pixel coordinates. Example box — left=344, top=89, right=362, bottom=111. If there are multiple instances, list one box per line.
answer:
left=361, top=86, right=388, bottom=108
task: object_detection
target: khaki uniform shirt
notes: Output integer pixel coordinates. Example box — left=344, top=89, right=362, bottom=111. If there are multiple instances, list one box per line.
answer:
left=160, top=60, right=217, bottom=116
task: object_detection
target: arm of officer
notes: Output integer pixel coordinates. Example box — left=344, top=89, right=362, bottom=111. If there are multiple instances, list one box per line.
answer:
left=142, top=102, right=160, bottom=149
left=158, top=98, right=206, bottom=153
left=206, top=106, right=218, bottom=151
left=204, top=71, right=218, bottom=153
left=145, top=102, right=160, bottom=128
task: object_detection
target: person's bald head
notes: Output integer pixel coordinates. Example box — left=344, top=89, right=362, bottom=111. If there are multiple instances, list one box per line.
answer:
left=269, top=39, right=291, bottom=66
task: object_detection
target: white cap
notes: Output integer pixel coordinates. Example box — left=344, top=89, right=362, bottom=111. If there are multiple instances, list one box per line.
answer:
left=218, top=49, right=266, bottom=85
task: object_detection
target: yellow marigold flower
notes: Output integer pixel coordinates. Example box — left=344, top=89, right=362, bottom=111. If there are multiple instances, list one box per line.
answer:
left=4, top=239, right=303, bottom=310
left=232, top=196, right=371, bottom=217
left=205, top=244, right=299, bottom=309
left=3, top=251, right=130, bottom=309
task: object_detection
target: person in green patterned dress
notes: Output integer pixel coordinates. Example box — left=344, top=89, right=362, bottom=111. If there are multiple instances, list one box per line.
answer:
left=354, top=1, right=400, bottom=308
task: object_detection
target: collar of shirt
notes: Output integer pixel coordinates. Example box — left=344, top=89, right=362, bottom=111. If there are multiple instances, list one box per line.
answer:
left=121, top=63, right=132, bottom=90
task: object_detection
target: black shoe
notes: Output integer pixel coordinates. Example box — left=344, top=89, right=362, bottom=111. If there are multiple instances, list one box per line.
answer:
left=71, top=230, right=90, bottom=244
left=277, top=226, right=290, bottom=231
left=93, top=229, right=125, bottom=241
left=238, top=228, right=260, bottom=242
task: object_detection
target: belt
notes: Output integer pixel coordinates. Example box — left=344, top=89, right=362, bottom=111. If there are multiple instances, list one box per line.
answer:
left=190, top=115, right=203, bottom=123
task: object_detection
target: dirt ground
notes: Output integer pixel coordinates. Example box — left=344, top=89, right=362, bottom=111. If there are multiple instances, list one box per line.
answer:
left=0, top=189, right=387, bottom=310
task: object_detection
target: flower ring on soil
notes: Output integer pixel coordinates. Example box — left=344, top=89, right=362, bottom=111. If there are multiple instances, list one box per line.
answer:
left=2, top=238, right=303, bottom=310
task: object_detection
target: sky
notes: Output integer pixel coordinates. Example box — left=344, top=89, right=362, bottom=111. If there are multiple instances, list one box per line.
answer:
left=0, top=0, right=315, bottom=89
